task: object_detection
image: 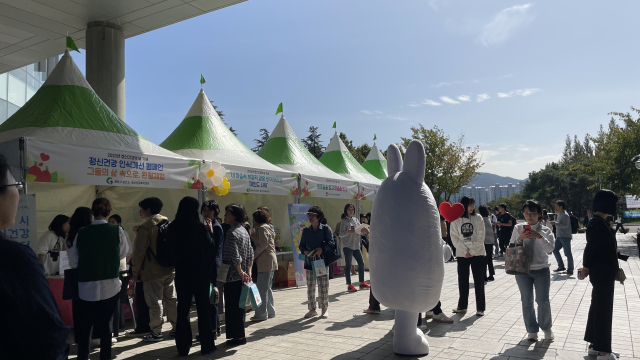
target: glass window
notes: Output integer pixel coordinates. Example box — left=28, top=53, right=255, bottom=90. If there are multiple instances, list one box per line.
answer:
left=0, top=99, right=7, bottom=124
left=8, top=75, right=26, bottom=107
left=26, top=87, right=36, bottom=102
left=9, top=69, right=26, bottom=83
left=7, top=102, right=19, bottom=118
left=27, top=75, right=38, bottom=90
left=0, top=73, right=6, bottom=100
left=26, top=64, right=34, bottom=77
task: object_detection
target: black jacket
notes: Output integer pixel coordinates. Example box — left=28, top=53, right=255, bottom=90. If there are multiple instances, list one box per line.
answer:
left=584, top=216, right=619, bottom=283
left=168, top=221, right=215, bottom=281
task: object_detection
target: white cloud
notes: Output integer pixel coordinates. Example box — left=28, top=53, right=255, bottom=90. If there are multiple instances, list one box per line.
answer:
left=477, top=93, right=490, bottom=102
left=498, top=88, right=540, bottom=98
left=498, top=92, right=513, bottom=98
left=498, top=73, right=514, bottom=79
left=388, top=115, right=408, bottom=121
left=457, top=95, right=471, bottom=102
left=440, top=96, right=460, bottom=104
left=431, top=80, right=463, bottom=88
left=422, top=99, right=441, bottom=106
left=360, top=110, right=373, bottom=115
left=373, top=110, right=383, bottom=114
left=407, top=102, right=422, bottom=107
left=479, top=4, right=534, bottom=47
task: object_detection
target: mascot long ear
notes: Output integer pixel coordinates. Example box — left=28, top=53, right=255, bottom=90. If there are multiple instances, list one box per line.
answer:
left=403, top=140, right=426, bottom=184
left=387, top=144, right=403, bottom=177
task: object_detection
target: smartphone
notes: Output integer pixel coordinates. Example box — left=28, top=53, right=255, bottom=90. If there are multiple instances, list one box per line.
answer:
left=350, top=225, right=355, bottom=232
left=577, top=269, right=582, bottom=280
left=523, top=225, right=531, bottom=232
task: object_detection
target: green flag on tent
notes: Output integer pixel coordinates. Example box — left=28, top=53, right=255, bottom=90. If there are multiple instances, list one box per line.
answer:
left=66, top=36, right=80, bottom=53
left=332, top=122, right=336, bottom=129
left=200, top=74, right=206, bottom=85
left=374, top=134, right=377, bottom=141
left=275, top=102, right=283, bottom=115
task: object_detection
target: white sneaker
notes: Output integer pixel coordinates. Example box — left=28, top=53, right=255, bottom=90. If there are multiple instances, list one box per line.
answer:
left=91, top=337, right=116, bottom=346
left=589, top=345, right=620, bottom=357
left=476, top=311, right=484, bottom=316
left=452, top=308, right=467, bottom=313
left=321, top=308, right=328, bottom=318
left=304, top=309, right=318, bottom=318
left=543, top=329, right=554, bottom=341
left=597, top=353, right=620, bottom=360
left=527, top=332, right=538, bottom=341
left=425, top=311, right=434, bottom=319
left=432, top=313, right=454, bottom=323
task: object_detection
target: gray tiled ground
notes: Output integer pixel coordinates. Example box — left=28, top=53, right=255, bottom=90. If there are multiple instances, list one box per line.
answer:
left=70, top=233, right=640, bottom=359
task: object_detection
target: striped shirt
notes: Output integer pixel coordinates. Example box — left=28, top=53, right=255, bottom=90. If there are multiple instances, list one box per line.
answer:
left=222, top=224, right=254, bottom=282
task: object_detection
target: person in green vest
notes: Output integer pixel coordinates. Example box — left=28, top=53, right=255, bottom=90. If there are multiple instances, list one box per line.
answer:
left=72, top=197, right=130, bottom=360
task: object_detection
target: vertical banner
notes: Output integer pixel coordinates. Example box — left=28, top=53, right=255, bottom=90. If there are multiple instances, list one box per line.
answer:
left=288, top=203, right=312, bottom=286
left=3, top=194, right=37, bottom=247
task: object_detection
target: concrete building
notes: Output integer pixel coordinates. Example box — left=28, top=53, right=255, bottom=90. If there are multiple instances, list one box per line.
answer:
left=0, top=57, right=58, bottom=124
left=449, top=182, right=522, bottom=205
left=0, top=0, right=246, bottom=121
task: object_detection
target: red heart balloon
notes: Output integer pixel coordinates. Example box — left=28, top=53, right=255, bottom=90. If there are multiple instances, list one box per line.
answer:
left=439, top=202, right=465, bottom=223
left=40, top=153, right=50, bottom=162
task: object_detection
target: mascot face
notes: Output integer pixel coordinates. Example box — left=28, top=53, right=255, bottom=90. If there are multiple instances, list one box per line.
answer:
left=369, top=140, right=445, bottom=313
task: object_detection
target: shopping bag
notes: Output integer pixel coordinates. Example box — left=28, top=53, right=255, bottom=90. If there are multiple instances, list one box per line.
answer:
left=216, top=264, right=230, bottom=283
left=505, top=244, right=532, bottom=275
left=312, top=256, right=328, bottom=278
left=239, top=281, right=262, bottom=309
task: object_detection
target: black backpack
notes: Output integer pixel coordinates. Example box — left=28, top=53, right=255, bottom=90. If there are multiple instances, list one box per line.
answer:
left=147, top=219, right=175, bottom=267
left=570, top=214, right=579, bottom=234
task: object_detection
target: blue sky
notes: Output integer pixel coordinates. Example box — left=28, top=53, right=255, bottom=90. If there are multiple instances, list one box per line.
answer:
left=70, top=0, right=640, bottom=180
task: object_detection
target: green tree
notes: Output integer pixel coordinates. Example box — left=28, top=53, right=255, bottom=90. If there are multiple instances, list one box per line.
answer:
left=301, top=126, right=324, bottom=159
left=252, top=128, right=270, bottom=153
left=487, top=192, right=526, bottom=219
left=209, top=100, right=237, bottom=136
left=401, top=125, right=483, bottom=202
left=338, top=132, right=371, bottom=163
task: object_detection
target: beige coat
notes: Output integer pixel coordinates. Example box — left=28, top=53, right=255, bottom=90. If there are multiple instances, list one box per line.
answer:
left=131, top=215, right=173, bottom=281
left=254, top=223, right=278, bottom=272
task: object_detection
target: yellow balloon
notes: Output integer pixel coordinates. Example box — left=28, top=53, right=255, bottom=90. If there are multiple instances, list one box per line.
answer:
left=223, top=182, right=230, bottom=190
left=222, top=177, right=228, bottom=182
left=222, top=189, right=229, bottom=195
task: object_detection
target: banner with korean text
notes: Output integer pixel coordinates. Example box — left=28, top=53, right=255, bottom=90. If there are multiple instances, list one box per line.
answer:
left=25, top=140, right=199, bottom=190
left=3, top=194, right=37, bottom=247
left=359, top=182, right=380, bottom=202
left=225, top=164, right=298, bottom=195
left=299, top=174, right=357, bottom=200
left=287, top=203, right=311, bottom=287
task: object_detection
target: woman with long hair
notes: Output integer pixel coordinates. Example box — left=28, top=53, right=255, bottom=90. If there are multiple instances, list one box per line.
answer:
left=169, top=196, right=216, bottom=356
left=222, top=204, right=253, bottom=346
left=201, top=200, right=224, bottom=338
left=250, top=209, right=278, bottom=322
left=34, top=214, right=70, bottom=275
left=450, top=196, right=486, bottom=316
left=339, top=203, right=370, bottom=292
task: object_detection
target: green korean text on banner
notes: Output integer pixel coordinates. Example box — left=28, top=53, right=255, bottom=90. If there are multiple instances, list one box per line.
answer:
left=66, top=36, right=80, bottom=53
left=275, top=103, right=283, bottom=115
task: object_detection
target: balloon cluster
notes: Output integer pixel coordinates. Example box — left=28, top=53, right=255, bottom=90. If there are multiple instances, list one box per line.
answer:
left=198, top=161, right=231, bottom=196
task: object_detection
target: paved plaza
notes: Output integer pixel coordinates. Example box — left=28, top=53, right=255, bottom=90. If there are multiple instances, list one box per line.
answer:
left=70, top=232, right=640, bottom=360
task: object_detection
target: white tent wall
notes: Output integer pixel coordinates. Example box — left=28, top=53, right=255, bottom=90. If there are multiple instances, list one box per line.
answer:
left=97, top=186, right=198, bottom=242
left=28, top=182, right=96, bottom=239
left=204, top=191, right=295, bottom=254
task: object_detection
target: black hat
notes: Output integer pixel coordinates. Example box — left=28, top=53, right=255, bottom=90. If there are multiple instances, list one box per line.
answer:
left=593, top=189, right=618, bottom=216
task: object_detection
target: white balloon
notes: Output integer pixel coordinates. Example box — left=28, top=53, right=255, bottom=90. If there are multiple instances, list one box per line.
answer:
left=198, top=171, right=208, bottom=182
left=212, top=175, right=223, bottom=187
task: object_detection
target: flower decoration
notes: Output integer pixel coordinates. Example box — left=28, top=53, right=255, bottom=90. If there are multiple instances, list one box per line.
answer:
left=214, top=177, right=231, bottom=196
left=198, top=161, right=227, bottom=189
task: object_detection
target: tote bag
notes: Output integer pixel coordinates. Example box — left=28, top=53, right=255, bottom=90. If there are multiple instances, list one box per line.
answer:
left=505, top=243, right=532, bottom=275
left=312, top=256, right=328, bottom=278
left=322, top=227, right=342, bottom=266
left=238, top=282, right=262, bottom=309
left=216, top=264, right=230, bottom=283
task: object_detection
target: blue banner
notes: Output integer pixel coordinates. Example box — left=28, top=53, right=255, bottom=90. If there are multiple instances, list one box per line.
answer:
left=623, top=210, right=640, bottom=218
left=288, top=204, right=311, bottom=286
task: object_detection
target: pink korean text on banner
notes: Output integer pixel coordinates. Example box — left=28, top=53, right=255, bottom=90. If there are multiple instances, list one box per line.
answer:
left=288, top=203, right=311, bottom=286
left=299, top=174, right=357, bottom=200
left=225, top=164, right=298, bottom=196
left=25, top=140, right=199, bottom=190
left=3, top=194, right=37, bottom=247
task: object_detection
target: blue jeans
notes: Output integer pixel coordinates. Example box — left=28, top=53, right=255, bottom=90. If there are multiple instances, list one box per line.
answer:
left=515, top=268, right=552, bottom=333
left=553, top=237, right=573, bottom=272
left=254, top=271, right=276, bottom=319
left=343, top=248, right=365, bottom=285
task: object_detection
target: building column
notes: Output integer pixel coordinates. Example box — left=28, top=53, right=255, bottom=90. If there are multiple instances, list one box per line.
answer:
left=85, top=21, right=125, bottom=121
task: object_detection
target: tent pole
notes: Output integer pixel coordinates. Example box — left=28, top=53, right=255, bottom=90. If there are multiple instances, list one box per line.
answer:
left=356, top=182, right=360, bottom=219
left=296, top=174, right=301, bottom=204
left=19, top=138, right=27, bottom=194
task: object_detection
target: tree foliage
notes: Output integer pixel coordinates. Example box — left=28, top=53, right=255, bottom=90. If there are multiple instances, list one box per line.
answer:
left=400, top=125, right=483, bottom=202
left=339, top=132, right=371, bottom=163
left=252, top=128, right=270, bottom=153
left=210, top=100, right=237, bottom=136
left=487, top=192, right=526, bottom=219
left=301, top=126, right=324, bottom=159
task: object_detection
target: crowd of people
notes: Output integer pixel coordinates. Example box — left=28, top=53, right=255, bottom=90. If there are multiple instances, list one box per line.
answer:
left=0, top=150, right=631, bottom=360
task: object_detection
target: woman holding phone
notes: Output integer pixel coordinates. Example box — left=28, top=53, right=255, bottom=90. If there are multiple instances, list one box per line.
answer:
left=510, top=200, right=555, bottom=342
left=339, top=203, right=370, bottom=292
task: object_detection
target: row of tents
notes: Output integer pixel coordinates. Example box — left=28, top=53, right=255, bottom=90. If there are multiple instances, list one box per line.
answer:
left=0, top=50, right=389, bottom=253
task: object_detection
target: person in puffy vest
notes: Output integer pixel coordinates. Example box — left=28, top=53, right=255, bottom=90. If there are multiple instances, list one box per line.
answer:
left=131, top=197, right=177, bottom=342
left=73, top=198, right=129, bottom=360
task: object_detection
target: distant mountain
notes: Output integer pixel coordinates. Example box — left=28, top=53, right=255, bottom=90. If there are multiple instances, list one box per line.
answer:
left=467, top=172, right=525, bottom=188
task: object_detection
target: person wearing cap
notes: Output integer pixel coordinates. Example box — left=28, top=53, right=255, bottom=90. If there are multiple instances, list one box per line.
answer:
left=580, top=190, right=626, bottom=360
left=299, top=206, right=332, bottom=318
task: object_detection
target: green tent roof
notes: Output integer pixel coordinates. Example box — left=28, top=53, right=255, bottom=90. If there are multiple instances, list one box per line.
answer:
left=362, top=143, right=388, bottom=180
left=160, top=89, right=286, bottom=171
left=258, top=115, right=348, bottom=180
left=319, top=133, right=381, bottom=184
left=0, top=50, right=177, bottom=157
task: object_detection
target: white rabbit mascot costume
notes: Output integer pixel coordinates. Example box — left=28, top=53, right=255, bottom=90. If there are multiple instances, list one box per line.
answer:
left=369, top=140, right=445, bottom=356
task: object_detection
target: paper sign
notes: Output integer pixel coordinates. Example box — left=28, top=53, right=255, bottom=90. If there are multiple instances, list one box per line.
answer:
left=59, top=250, right=70, bottom=274
left=626, top=195, right=640, bottom=209
left=2, top=194, right=37, bottom=247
